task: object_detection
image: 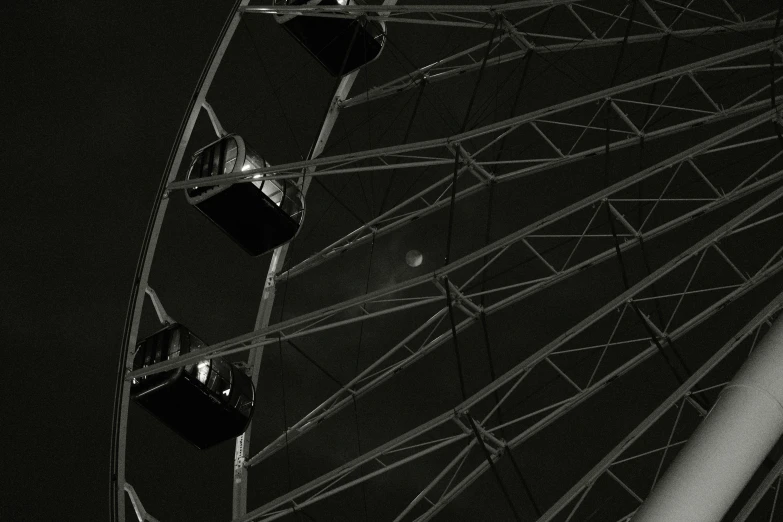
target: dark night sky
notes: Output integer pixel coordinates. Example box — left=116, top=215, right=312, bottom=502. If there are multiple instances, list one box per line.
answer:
left=2, top=2, right=229, bottom=519
left=4, top=1, right=783, bottom=521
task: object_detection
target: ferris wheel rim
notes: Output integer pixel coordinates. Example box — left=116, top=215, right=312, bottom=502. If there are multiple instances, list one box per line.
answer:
left=113, top=2, right=783, bottom=521
left=110, top=2, right=249, bottom=520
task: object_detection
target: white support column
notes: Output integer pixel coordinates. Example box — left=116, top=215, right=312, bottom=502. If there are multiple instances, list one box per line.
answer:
left=635, top=316, right=783, bottom=521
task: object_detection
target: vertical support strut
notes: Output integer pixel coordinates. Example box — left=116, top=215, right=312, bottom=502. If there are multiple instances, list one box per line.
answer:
left=231, top=3, right=400, bottom=515
left=635, top=315, right=783, bottom=521
left=232, top=4, right=397, bottom=518
left=231, top=72, right=359, bottom=518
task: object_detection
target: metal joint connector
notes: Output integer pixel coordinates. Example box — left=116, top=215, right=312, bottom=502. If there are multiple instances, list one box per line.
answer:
left=459, top=412, right=506, bottom=454
left=435, top=277, right=482, bottom=318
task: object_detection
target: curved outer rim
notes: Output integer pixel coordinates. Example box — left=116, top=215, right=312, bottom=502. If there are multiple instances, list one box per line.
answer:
left=110, top=2, right=249, bottom=521
left=111, top=4, right=783, bottom=520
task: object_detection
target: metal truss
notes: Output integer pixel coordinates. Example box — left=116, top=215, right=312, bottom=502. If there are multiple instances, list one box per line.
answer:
left=232, top=72, right=362, bottom=517
left=733, top=456, right=783, bottom=522
left=133, top=109, right=783, bottom=519
left=115, top=2, right=783, bottom=521
left=168, top=37, right=783, bottom=284
left=244, top=0, right=593, bottom=19
left=233, top=178, right=783, bottom=521
left=242, top=1, right=776, bottom=38
left=242, top=0, right=778, bottom=110
left=133, top=105, right=783, bottom=379
left=338, top=15, right=778, bottom=110
left=232, top=110, right=783, bottom=469
left=537, top=294, right=783, bottom=522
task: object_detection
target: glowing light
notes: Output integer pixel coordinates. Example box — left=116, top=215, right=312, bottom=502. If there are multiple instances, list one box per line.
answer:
left=222, top=388, right=231, bottom=396
left=406, top=250, right=423, bottom=268
left=241, top=165, right=251, bottom=172
left=253, top=174, right=263, bottom=179
left=196, top=360, right=210, bottom=384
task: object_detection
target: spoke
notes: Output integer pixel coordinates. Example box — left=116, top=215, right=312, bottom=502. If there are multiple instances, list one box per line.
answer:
left=167, top=37, right=783, bottom=194
left=732, top=454, right=783, bottom=520
left=587, top=302, right=629, bottom=387
left=341, top=23, right=776, bottom=108
left=132, top=109, right=783, bottom=380
left=663, top=248, right=708, bottom=332
left=649, top=398, right=687, bottom=492
left=118, top=3, right=783, bottom=522
left=538, top=295, right=783, bottom=522
left=610, top=438, right=687, bottom=466
left=235, top=184, right=783, bottom=521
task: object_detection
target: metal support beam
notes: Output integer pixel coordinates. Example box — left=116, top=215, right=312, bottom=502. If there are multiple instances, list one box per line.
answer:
left=243, top=1, right=588, bottom=16
left=538, top=295, right=783, bottom=521
left=236, top=184, right=783, bottom=521
left=124, top=483, right=160, bottom=522
left=733, top=456, right=783, bottom=522
left=635, top=316, right=783, bottom=520
left=202, top=100, right=227, bottom=137
left=232, top=0, right=399, bottom=514
left=167, top=37, right=783, bottom=194
left=340, top=23, right=776, bottom=109
left=144, top=286, right=173, bottom=325
left=129, top=108, right=783, bottom=380
left=231, top=69, right=359, bottom=520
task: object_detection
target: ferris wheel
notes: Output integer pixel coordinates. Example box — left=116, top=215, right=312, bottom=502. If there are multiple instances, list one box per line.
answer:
left=111, top=1, right=783, bottom=521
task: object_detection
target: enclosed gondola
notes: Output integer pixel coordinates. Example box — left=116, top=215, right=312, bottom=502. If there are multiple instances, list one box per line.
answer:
left=185, top=134, right=305, bottom=256
left=276, top=0, right=387, bottom=77
left=130, top=323, right=255, bottom=449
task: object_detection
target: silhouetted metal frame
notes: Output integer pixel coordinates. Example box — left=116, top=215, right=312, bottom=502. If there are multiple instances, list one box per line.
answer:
left=114, top=3, right=783, bottom=520
left=231, top=71, right=361, bottom=518
left=231, top=182, right=783, bottom=522
left=127, top=100, right=783, bottom=518
left=133, top=106, right=783, bottom=488
left=125, top=483, right=161, bottom=522
left=130, top=107, right=783, bottom=379
left=231, top=1, right=400, bottom=515
left=538, top=297, right=783, bottom=522
left=166, top=37, right=783, bottom=285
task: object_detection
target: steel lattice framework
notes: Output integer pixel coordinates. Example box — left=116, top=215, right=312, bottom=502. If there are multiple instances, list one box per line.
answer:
left=112, top=1, right=783, bottom=521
